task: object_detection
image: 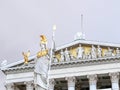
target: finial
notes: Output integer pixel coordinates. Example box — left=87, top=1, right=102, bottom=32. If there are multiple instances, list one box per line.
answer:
left=81, top=14, right=83, bottom=32
left=74, top=32, right=85, bottom=40
left=53, top=24, right=56, bottom=31
left=1, top=60, right=7, bottom=67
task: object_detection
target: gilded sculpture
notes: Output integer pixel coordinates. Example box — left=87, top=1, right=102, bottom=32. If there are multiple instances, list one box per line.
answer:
left=37, top=35, right=48, bottom=58
left=22, top=50, right=30, bottom=64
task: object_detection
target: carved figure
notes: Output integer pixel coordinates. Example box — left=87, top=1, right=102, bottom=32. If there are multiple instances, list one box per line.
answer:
left=1, top=60, right=7, bottom=67
left=91, top=45, right=97, bottom=59
left=60, top=50, right=65, bottom=62
left=64, top=48, right=70, bottom=61
left=22, top=50, right=30, bottom=64
left=106, top=47, right=113, bottom=56
left=97, top=45, right=102, bottom=58
left=53, top=55, right=58, bottom=63
left=77, top=44, right=84, bottom=59
left=86, top=51, right=91, bottom=59
left=116, top=48, right=120, bottom=56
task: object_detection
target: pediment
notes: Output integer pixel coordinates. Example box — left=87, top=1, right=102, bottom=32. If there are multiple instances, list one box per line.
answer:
left=54, top=40, right=120, bottom=62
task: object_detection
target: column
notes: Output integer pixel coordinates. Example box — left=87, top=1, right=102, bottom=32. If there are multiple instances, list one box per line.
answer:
left=87, top=74, right=97, bottom=90
left=109, top=72, right=119, bottom=90
left=65, top=76, right=76, bottom=90
left=25, top=81, right=33, bottom=90
left=6, top=83, right=14, bottom=90
left=49, top=79, right=55, bottom=90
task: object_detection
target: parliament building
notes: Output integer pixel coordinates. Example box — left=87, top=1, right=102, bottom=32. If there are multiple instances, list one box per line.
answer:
left=1, top=33, right=120, bottom=90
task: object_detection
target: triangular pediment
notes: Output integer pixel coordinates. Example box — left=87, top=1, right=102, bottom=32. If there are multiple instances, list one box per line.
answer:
left=54, top=40, right=120, bottom=63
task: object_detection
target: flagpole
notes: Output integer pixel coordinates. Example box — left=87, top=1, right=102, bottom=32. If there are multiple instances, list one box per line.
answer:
left=47, top=25, right=56, bottom=90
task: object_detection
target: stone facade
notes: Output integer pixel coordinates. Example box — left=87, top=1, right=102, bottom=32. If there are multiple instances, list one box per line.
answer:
left=1, top=40, right=120, bottom=90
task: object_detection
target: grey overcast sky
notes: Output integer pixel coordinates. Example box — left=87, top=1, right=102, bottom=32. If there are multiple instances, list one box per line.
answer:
left=0, top=0, right=120, bottom=89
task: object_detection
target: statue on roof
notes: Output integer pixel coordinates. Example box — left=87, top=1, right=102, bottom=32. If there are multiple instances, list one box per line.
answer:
left=91, top=45, right=97, bottom=59
left=97, top=45, right=102, bottom=58
left=116, top=48, right=120, bottom=56
left=64, top=48, right=70, bottom=61
left=52, top=55, right=58, bottom=63
left=1, top=60, right=7, bottom=67
left=105, top=47, right=113, bottom=57
left=40, top=35, right=47, bottom=50
left=22, top=50, right=30, bottom=65
left=60, top=50, right=65, bottom=62
left=77, top=44, right=84, bottom=59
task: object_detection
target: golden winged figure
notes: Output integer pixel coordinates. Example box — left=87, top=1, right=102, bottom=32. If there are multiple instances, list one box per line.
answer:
left=40, top=35, right=47, bottom=44
left=22, top=50, right=30, bottom=64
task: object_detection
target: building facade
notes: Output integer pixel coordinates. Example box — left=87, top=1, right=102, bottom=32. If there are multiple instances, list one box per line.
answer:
left=1, top=38, right=120, bottom=90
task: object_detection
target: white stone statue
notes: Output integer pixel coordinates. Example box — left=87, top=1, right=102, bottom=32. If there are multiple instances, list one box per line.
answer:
left=106, top=47, right=113, bottom=57
left=116, top=48, right=120, bottom=56
left=64, top=48, right=70, bottom=61
left=86, top=51, right=91, bottom=59
left=60, top=50, right=65, bottom=62
left=53, top=55, right=58, bottom=63
left=34, top=56, right=49, bottom=90
left=97, top=45, right=102, bottom=58
left=91, top=45, right=97, bottom=59
left=77, top=44, right=84, bottom=59
left=1, top=60, right=7, bottom=67
left=34, top=35, right=49, bottom=90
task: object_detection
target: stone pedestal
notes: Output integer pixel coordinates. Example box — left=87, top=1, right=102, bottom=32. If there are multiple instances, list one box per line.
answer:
left=109, top=72, right=119, bottom=90
left=87, top=74, right=97, bottom=90
left=66, top=77, right=76, bottom=90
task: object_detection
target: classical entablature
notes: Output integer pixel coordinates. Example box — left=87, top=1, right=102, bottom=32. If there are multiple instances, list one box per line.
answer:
left=1, top=39, right=120, bottom=90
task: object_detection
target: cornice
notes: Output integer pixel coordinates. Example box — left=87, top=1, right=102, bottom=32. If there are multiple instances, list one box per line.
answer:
left=51, top=56, right=120, bottom=69
left=2, top=56, right=120, bottom=74
left=3, top=65, right=34, bottom=74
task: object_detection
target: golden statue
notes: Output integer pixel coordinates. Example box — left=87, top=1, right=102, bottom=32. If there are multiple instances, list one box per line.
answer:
left=22, top=50, right=30, bottom=64
left=37, top=35, right=48, bottom=58
left=40, top=35, right=47, bottom=50
left=40, top=35, right=47, bottom=44
left=37, top=49, right=48, bottom=58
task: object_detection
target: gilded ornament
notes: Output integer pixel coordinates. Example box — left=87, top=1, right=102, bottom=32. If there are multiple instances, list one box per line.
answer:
left=22, top=50, right=30, bottom=64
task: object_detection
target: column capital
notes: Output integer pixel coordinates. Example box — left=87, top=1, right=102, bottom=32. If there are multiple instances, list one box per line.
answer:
left=6, top=83, right=14, bottom=90
left=24, top=81, right=33, bottom=85
left=65, top=76, right=76, bottom=87
left=49, top=79, right=55, bottom=89
left=109, top=72, right=119, bottom=83
left=24, top=81, right=34, bottom=90
left=87, top=74, right=97, bottom=85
